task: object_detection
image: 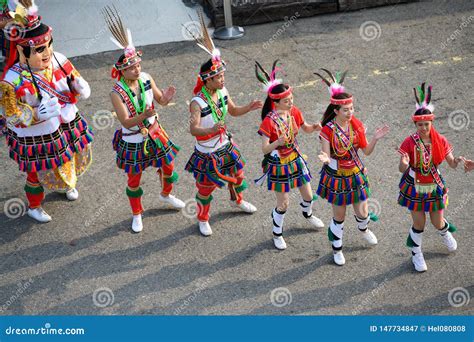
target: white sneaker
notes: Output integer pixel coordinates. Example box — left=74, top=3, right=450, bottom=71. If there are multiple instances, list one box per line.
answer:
left=333, top=251, right=345, bottom=265
left=307, top=215, right=324, bottom=228
left=199, top=221, right=212, bottom=236
left=412, top=252, right=427, bottom=272
left=132, top=214, right=143, bottom=233
left=66, top=188, right=79, bottom=201
left=27, top=207, right=52, bottom=223
left=158, top=194, right=185, bottom=209
left=273, top=236, right=287, bottom=250
left=231, top=200, right=257, bottom=214
left=440, top=232, right=457, bottom=252
left=361, top=229, right=378, bottom=245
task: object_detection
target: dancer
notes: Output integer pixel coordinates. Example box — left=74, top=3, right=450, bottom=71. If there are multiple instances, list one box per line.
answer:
left=185, top=12, right=262, bottom=236
left=315, top=69, right=389, bottom=265
left=104, top=6, right=185, bottom=233
left=255, top=60, right=324, bottom=250
left=398, top=83, right=463, bottom=272
left=1, top=0, right=92, bottom=222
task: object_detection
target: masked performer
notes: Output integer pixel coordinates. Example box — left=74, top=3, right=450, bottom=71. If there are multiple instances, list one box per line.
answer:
left=1, top=0, right=92, bottom=222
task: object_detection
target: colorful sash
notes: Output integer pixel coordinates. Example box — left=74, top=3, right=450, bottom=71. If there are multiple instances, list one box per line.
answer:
left=113, top=83, right=164, bottom=151
left=411, top=132, right=445, bottom=192
left=10, top=65, right=74, bottom=104
left=327, top=121, right=364, bottom=171
left=197, top=91, right=227, bottom=143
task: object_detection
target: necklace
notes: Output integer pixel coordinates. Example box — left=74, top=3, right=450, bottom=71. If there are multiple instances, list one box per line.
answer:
left=273, top=111, right=294, bottom=148
left=332, top=121, right=353, bottom=157
left=201, top=86, right=227, bottom=124
left=120, top=77, right=146, bottom=114
left=418, top=141, right=432, bottom=176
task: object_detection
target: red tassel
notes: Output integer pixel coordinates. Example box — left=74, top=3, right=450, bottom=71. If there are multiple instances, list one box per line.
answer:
left=193, top=77, right=204, bottom=95
left=111, top=67, right=121, bottom=80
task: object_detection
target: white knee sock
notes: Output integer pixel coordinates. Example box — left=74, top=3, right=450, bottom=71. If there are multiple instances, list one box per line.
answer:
left=300, top=199, right=313, bottom=218
left=408, top=227, right=423, bottom=254
left=329, top=218, right=344, bottom=251
left=272, top=208, right=286, bottom=236
left=355, top=215, right=370, bottom=232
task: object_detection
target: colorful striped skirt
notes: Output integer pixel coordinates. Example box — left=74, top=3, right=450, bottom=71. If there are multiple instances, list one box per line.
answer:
left=6, top=128, right=74, bottom=173
left=114, top=131, right=180, bottom=175
left=398, top=171, right=447, bottom=212
left=185, top=142, right=245, bottom=188
left=316, top=165, right=370, bottom=205
left=60, top=112, right=94, bottom=153
left=255, top=153, right=311, bottom=193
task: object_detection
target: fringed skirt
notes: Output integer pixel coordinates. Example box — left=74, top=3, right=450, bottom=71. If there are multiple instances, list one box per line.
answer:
left=255, top=153, right=311, bottom=193
left=185, top=142, right=245, bottom=188
left=60, top=112, right=94, bottom=153
left=6, top=128, right=74, bottom=173
left=317, top=165, right=370, bottom=205
left=398, top=171, right=447, bottom=212
left=114, top=131, right=180, bottom=175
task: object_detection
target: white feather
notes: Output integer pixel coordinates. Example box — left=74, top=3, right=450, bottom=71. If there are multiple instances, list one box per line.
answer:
left=109, top=36, right=125, bottom=50
left=27, top=0, right=38, bottom=15
left=197, top=43, right=212, bottom=55
left=127, top=29, right=134, bottom=49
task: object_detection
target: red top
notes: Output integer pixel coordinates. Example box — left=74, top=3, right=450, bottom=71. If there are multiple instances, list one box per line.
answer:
left=319, top=118, right=368, bottom=169
left=258, top=106, right=305, bottom=158
left=398, top=134, right=453, bottom=168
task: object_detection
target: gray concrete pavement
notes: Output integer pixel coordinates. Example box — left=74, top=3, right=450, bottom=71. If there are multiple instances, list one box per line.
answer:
left=37, top=0, right=208, bottom=57
left=0, top=0, right=473, bottom=315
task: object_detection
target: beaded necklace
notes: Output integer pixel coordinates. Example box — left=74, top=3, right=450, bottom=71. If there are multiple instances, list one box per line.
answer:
left=272, top=110, right=294, bottom=148
left=418, top=140, right=432, bottom=176
left=120, top=77, right=146, bottom=114
left=332, top=121, right=354, bottom=157
left=201, top=87, right=227, bottom=124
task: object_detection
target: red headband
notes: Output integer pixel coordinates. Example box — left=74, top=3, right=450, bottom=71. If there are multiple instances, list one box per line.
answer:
left=412, top=114, right=435, bottom=122
left=269, top=86, right=292, bottom=100
left=330, top=96, right=353, bottom=106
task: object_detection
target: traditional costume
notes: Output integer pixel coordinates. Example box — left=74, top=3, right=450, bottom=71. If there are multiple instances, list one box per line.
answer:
left=103, top=5, right=184, bottom=233
left=398, top=83, right=457, bottom=272
left=315, top=69, right=378, bottom=265
left=184, top=12, right=256, bottom=236
left=0, top=0, right=92, bottom=222
left=255, top=60, right=324, bottom=250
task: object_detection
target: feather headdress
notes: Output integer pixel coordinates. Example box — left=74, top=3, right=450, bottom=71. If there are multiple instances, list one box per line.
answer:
left=102, top=5, right=142, bottom=75
left=255, top=59, right=291, bottom=100
left=314, top=68, right=351, bottom=106
left=412, top=83, right=435, bottom=121
left=185, top=11, right=226, bottom=82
